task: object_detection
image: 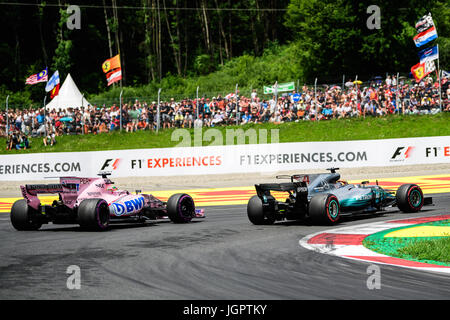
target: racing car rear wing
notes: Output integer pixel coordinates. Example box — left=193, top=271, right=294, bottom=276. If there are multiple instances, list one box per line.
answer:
left=20, top=183, right=79, bottom=210
left=254, top=181, right=309, bottom=213
left=23, top=183, right=79, bottom=195
left=255, top=181, right=308, bottom=198
left=276, top=174, right=311, bottom=184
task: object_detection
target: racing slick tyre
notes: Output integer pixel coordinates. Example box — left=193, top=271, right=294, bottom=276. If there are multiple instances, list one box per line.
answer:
left=167, top=193, right=195, bottom=223
left=78, top=199, right=110, bottom=230
left=309, top=194, right=340, bottom=225
left=396, top=184, right=424, bottom=213
left=10, top=199, right=42, bottom=231
left=247, top=195, right=275, bottom=225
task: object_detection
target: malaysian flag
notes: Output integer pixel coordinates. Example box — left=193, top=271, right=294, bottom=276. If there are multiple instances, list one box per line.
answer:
left=25, top=68, right=48, bottom=85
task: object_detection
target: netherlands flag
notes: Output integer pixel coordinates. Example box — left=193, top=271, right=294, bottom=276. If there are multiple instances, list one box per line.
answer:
left=413, top=26, right=438, bottom=47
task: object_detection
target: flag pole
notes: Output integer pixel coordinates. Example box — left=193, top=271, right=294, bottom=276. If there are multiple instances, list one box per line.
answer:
left=43, top=68, right=48, bottom=138
left=196, top=86, right=199, bottom=120
left=437, top=45, right=442, bottom=112
left=396, top=72, right=399, bottom=114
left=235, top=83, right=239, bottom=126
left=314, top=78, right=317, bottom=121
left=157, top=88, right=161, bottom=133
left=119, top=54, right=123, bottom=90
left=354, top=75, right=359, bottom=116
left=43, top=95, right=47, bottom=138
left=81, top=94, right=85, bottom=135
left=5, top=95, right=9, bottom=136
left=119, top=90, right=123, bottom=132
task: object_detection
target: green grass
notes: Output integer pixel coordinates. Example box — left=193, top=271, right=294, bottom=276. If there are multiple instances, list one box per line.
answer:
left=363, top=220, right=450, bottom=266
left=364, top=236, right=450, bottom=266
left=396, top=237, right=450, bottom=264
left=2, top=113, right=449, bottom=154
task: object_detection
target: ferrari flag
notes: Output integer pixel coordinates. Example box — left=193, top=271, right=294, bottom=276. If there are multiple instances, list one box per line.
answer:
left=102, top=54, right=121, bottom=73
left=106, top=68, right=122, bottom=86
left=411, top=61, right=436, bottom=82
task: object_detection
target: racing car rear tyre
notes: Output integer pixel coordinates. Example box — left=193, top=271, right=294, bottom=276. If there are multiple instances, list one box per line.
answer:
left=396, top=184, right=424, bottom=213
left=247, top=195, right=275, bottom=225
left=78, top=199, right=110, bottom=230
left=167, top=193, right=195, bottom=223
left=309, top=194, right=340, bottom=225
left=10, top=199, right=42, bottom=231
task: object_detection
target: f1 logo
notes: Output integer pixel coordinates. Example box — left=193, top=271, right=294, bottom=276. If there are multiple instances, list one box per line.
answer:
left=391, top=147, right=414, bottom=160
left=101, top=159, right=121, bottom=170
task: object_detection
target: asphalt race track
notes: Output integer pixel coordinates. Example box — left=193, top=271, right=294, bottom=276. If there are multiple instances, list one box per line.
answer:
left=0, top=193, right=449, bottom=300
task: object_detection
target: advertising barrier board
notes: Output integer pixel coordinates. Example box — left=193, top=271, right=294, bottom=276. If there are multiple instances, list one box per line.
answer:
left=0, top=136, right=449, bottom=181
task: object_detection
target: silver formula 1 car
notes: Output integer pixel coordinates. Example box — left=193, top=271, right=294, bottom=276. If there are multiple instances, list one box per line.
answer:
left=247, top=168, right=432, bottom=225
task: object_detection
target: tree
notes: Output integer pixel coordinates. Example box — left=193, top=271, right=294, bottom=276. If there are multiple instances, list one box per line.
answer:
left=52, top=4, right=73, bottom=79
left=285, top=0, right=449, bottom=82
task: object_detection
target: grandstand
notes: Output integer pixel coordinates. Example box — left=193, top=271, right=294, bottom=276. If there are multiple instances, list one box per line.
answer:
left=2, top=74, right=449, bottom=151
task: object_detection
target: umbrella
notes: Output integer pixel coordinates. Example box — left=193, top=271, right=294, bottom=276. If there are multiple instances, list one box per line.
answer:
left=345, top=81, right=354, bottom=87
left=370, top=76, right=383, bottom=84
left=59, top=117, right=73, bottom=122
left=353, top=80, right=363, bottom=85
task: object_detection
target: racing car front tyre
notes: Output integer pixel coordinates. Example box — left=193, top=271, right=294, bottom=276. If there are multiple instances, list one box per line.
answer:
left=167, top=193, right=195, bottom=223
left=78, top=199, right=110, bottom=230
left=247, top=195, right=275, bottom=225
left=309, top=194, right=340, bottom=225
left=10, top=199, right=42, bottom=231
left=396, top=184, right=424, bottom=213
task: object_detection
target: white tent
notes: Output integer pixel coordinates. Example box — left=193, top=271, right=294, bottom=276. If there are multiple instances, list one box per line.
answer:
left=45, top=73, right=91, bottom=111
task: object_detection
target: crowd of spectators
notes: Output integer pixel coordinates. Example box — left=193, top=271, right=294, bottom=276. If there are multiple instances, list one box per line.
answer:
left=1, top=74, right=449, bottom=150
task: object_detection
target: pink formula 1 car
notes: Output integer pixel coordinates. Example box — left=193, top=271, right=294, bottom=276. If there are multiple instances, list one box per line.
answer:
left=10, top=173, right=205, bottom=231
